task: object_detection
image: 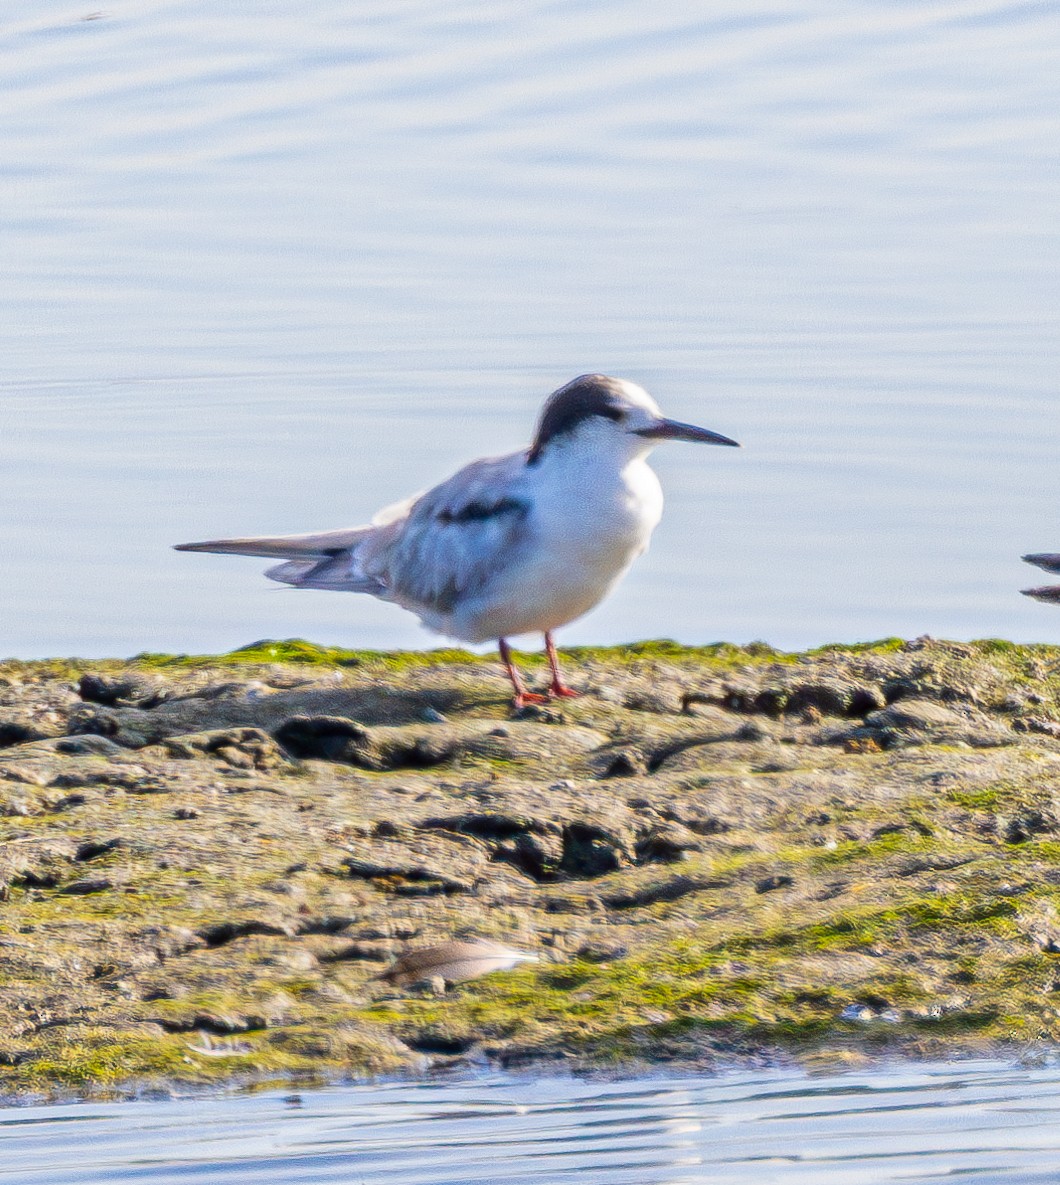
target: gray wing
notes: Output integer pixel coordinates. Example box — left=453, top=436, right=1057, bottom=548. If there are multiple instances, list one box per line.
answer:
left=362, top=452, right=531, bottom=616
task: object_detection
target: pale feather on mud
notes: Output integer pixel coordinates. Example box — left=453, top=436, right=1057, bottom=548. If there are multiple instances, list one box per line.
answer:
left=375, top=938, right=538, bottom=988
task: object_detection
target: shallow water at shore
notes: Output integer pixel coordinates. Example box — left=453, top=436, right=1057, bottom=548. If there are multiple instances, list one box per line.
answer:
left=10, top=1061, right=1060, bottom=1184
left=3, top=2, right=1060, bottom=657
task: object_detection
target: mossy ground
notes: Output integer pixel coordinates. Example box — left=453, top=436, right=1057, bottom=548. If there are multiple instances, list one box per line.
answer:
left=6, top=636, right=1060, bottom=1098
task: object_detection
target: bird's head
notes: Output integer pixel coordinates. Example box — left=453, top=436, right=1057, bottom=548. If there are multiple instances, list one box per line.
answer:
left=527, top=374, right=739, bottom=465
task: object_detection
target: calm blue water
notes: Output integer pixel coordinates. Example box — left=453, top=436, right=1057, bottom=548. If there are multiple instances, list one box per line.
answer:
left=9, top=1062, right=1060, bottom=1184
left=2, top=2, right=1060, bottom=657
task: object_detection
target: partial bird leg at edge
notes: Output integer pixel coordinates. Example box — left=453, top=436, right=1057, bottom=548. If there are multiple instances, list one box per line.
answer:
left=544, top=631, right=579, bottom=698
left=498, top=638, right=548, bottom=708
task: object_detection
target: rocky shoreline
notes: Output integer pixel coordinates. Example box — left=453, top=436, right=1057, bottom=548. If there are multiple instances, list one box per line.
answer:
left=5, top=636, right=1060, bottom=1098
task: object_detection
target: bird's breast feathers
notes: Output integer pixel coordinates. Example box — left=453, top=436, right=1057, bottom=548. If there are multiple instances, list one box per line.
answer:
left=532, top=456, right=663, bottom=564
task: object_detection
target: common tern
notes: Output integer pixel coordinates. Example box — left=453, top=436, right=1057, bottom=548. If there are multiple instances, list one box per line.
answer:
left=176, top=374, right=739, bottom=707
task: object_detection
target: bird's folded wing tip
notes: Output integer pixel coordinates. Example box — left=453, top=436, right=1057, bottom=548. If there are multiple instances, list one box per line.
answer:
left=173, top=540, right=247, bottom=554
left=1022, top=586, right=1060, bottom=602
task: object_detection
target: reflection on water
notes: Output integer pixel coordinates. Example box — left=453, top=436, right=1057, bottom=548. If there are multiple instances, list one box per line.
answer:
left=2, top=2, right=1059, bottom=657
left=8, top=1061, right=1060, bottom=1184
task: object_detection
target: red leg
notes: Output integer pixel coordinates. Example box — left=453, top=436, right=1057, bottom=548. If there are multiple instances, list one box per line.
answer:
left=499, top=638, right=547, bottom=708
left=545, top=631, right=579, bottom=698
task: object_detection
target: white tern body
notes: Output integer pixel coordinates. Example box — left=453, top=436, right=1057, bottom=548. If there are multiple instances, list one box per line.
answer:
left=176, top=375, right=738, bottom=704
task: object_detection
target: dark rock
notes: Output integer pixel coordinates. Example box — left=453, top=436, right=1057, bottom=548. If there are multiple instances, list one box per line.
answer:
left=340, top=833, right=490, bottom=894
left=752, top=687, right=789, bottom=716
left=275, top=715, right=375, bottom=762
left=65, top=705, right=122, bottom=738
left=49, top=794, right=89, bottom=812
left=735, top=721, right=769, bottom=742
left=279, top=712, right=606, bottom=770
left=54, top=735, right=125, bottom=757
left=137, top=925, right=206, bottom=959
left=274, top=716, right=465, bottom=769
left=602, top=874, right=730, bottom=910
left=5, top=844, right=75, bottom=889
left=787, top=681, right=886, bottom=718
left=77, top=673, right=168, bottom=708
left=634, top=823, right=701, bottom=863
left=511, top=703, right=563, bottom=723
left=721, top=683, right=760, bottom=713
left=417, top=813, right=564, bottom=881
left=0, top=720, right=55, bottom=748
left=682, top=814, right=731, bottom=836
left=185, top=1012, right=270, bottom=1035
left=140, top=983, right=178, bottom=1002
left=404, top=1029, right=476, bottom=1055
left=627, top=798, right=658, bottom=812
left=59, top=878, right=114, bottom=895
left=196, top=919, right=294, bottom=947
left=542, top=892, right=605, bottom=914
left=163, top=727, right=289, bottom=771
left=559, top=822, right=632, bottom=878
left=575, top=939, right=629, bottom=963
left=74, top=838, right=123, bottom=862
left=601, top=751, right=643, bottom=778
left=1013, top=717, right=1060, bottom=738
left=1002, top=811, right=1053, bottom=844
left=9, top=867, right=63, bottom=889
left=295, top=914, right=355, bottom=935
left=319, top=941, right=391, bottom=964
left=372, top=820, right=406, bottom=839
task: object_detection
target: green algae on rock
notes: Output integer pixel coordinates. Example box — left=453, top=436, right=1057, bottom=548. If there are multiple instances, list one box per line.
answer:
left=6, top=636, right=1060, bottom=1096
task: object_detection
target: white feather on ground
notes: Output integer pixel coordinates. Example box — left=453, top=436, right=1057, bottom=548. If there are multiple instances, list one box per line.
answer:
left=375, top=938, right=538, bottom=988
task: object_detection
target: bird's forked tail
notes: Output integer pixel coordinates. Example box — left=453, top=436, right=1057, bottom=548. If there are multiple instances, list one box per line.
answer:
left=174, top=526, right=385, bottom=593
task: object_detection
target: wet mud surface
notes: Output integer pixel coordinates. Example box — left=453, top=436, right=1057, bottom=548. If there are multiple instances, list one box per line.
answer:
left=5, top=637, right=1060, bottom=1096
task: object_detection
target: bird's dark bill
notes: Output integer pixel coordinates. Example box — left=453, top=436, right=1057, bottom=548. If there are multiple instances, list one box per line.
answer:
left=634, top=418, right=739, bottom=446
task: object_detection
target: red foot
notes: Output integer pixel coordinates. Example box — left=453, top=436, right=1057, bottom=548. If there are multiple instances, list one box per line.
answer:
left=513, top=691, right=550, bottom=709
left=549, top=685, right=579, bottom=699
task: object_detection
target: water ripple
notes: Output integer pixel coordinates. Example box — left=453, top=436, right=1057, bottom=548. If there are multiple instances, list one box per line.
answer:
left=8, top=1061, right=1060, bottom=1183
left=2, top=0, right=1059, bottom=655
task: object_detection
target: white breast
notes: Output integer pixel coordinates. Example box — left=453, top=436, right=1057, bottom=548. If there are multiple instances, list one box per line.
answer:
left=450, top=453, right=664, bottom=642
